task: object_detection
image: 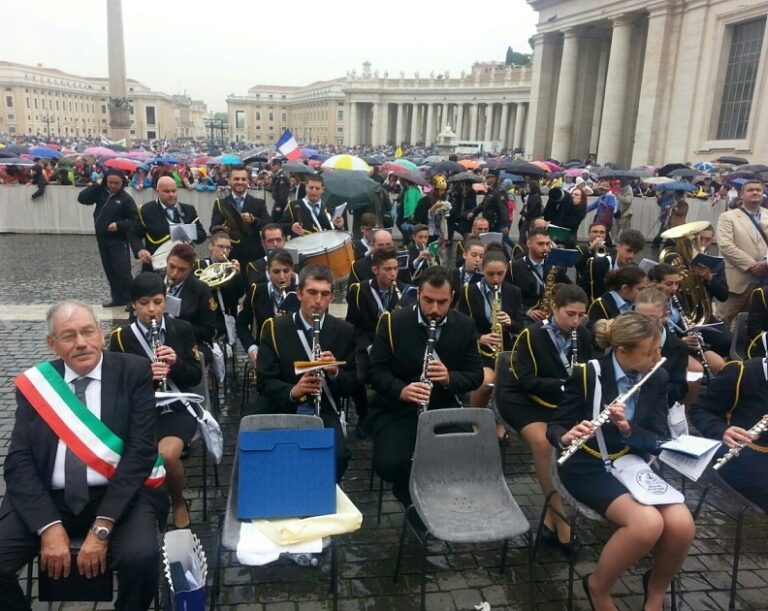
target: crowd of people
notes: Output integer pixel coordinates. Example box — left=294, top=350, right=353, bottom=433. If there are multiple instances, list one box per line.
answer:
left=2, top=127, right=768, bottom=611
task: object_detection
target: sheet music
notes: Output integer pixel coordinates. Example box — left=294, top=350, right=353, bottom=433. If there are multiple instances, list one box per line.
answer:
left=332, top=203, right=347, bottom=220
left=661, top=434, right=721, bottom=457
left=170, top=223, right=197, bottom=242
left=659, top=442, right=721, bottom=482
left=165, top=295, right=182, bottom=317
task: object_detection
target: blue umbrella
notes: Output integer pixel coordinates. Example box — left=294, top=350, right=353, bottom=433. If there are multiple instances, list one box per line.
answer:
left=29, top=146, right=61, bottom=159
left=655, top=181, right=696, bottom=192
left=218, top=154, right=242, bottom=165
left=693, top=161, right=714, bottom=173
left=301, top=148, right=318, bottom=158
left=148, top=156, right=178, bottom=165
left=500, top=171, right=526, bottom=183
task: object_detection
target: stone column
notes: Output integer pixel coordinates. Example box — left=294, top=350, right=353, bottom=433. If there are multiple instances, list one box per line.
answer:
left=349, top=102, right=358, bottom=146
left=597, top=16, right=634, bottom=165
left=499, top=103, right=509, bottom=146
left=484, top=104, right=494, bottom=142
left=379, top=103, right=389, bottom=146
left=455, top=104, right=464, bottom=140
left=370, top=103, right=380, bottom=146
left=514, top=103, right=527, bottom=150
left=551, top=28, right=581, bottom=162
left=425, top=103, right=434, bottom=146
left=410, top=103, right=419, bottom=144
left=524, top=33, right=559, bottom=159
left=395, top=103, right=404, bottom=146
left=469, top=103, right=478, bottom=140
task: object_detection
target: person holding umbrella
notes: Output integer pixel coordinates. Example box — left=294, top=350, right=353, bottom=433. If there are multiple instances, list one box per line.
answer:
left=471, top=169, right=510, bottom=236
left=77, top=169, right=138, bottom=307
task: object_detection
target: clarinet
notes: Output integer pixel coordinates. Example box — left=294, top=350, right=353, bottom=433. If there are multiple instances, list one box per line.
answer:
left=713, top=414, right=768, bottom=471
left=557, top=357, right=667, bottom=466
left=149, top=317, right=167, bottom=392
left=671, top=294, right=713, bottom=381
left=570, top=329, right=578, bottom=371
left=312, top=312, right=323, bottom=417
left=418, top=320, right=438, bottom=414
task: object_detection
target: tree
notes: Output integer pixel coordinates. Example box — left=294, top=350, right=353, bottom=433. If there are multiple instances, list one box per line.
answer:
left=505, top=46, right=532, bottom=66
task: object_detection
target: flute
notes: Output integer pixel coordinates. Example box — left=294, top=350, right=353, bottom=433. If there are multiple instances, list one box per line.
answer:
left=713, top=414, right=768, bottom=471
left=557, top=357, right=667, bottom=466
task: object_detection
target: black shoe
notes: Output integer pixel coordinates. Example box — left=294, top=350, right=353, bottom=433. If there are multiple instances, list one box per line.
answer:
left=557, top=532, right=582, bottom=556
left=642, top=569, right=651, bottom=610
left=583, top=574, right=596, bottom=611
left=539, top=523, right=558, bottom=545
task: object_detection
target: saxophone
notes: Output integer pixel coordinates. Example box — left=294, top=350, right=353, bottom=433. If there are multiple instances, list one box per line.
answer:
left=537, top=264, right=559, bottom=317
left=312, top=312, right=323, bottom=416
left=490, top=284, right=503, bottom=359
left=393, top=283, right=402, bottom=310
left=419, top=320, right=438, bottom=413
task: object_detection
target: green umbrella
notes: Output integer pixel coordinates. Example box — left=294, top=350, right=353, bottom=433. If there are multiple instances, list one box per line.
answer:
left=323, top=170, right=380, bottom=209
left=394, top=159, right=419, bottom=173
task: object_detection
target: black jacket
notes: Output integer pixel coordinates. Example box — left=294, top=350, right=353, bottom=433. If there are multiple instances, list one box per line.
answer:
left=171, top=275, right=217, bottom=345
left=510, top=256, right=571, bottom=311
left=661, top=329, right=689, bottom=407
left=748, top=287, right=768, bottom=339
left=346, top=279, right=404, bottom=351
left=280, top=199, right=334, bottom=235
left=236, top=281, right=299, bottom=351
left=588, top=291, right=623, bottom=326
left=210, top=193, right=271, bottom=265
left=458, top=280, right=527, bottom=355
left=132, top=200, right=206, bottom=256
left=77, top=183, right=138, bottom=239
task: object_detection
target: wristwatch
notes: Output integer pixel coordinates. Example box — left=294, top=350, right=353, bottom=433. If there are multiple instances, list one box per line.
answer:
left=91, top=524, right=111, bottom=541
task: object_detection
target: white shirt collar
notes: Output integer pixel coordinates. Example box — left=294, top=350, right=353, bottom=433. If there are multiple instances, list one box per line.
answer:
left=64, top=354, right=104, bottom=383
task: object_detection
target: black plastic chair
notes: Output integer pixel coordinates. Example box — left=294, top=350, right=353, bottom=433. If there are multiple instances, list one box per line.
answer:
left=209, top=414, right=338, bottom=611
left=729, top=311, right=750, bottom=360
left=393, top=408, right=532, bottom=611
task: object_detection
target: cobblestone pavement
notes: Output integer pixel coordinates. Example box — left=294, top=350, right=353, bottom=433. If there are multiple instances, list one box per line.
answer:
left=0, top=234, right=766, bottom=611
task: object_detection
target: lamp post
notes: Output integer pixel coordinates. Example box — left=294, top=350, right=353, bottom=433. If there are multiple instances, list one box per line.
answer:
left=42, top=115, right=53, bottom=139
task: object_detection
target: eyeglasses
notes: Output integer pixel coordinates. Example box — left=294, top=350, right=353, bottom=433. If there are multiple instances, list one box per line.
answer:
left=54, top=326, right=101, bottom=344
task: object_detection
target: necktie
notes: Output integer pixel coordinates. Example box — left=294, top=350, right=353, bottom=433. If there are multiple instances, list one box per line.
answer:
left=65, top=377, right=91, bottom=515
left=235, top=197, right=244, bottom=211
left=380, top=290, right=390, bottom=310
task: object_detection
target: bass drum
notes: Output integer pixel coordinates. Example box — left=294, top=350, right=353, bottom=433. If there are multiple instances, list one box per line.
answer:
left=287, top=231, right=353, bottom=281
left=151, top=240, right=182, bottom=271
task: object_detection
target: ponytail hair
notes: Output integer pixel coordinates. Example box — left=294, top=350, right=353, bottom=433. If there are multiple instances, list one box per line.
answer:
left=593, top=312, right=660, bottom=351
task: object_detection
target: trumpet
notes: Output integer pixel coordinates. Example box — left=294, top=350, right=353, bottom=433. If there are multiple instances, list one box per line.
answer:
left=312, top=312, right=323, bottom=417
left=149, top=317, right=167, bottom=393
left=419, top=319, right=438, bottom=413
left=713, top=414, right=768, bottom=471
left=557, top=358, right=666, bottom=466
left=671, top=294, right=712, bottom=382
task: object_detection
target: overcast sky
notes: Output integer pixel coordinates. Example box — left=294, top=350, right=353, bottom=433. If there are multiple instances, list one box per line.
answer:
left=2, top=0, right=539, bottom=112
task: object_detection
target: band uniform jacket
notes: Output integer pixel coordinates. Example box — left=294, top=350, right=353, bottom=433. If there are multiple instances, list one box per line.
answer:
left=236, top=281, right=299, bottom=351
left=346, top=279, right=404, bottom=351
left=109, top=315, right=203, bottom=394
left=458, top=281, right=527, bottom=356
left=510, top=256, right=571, bottom=311
left=1, top=352, right=166, bottom=534
left=716, top=207, right=768, bottom=295
left=77, top=183, right=138, bottom=240
left=588, top=291, right=622, bottom=326
left=194, top=257, right=244, bottom=339
left=690, top=358, right=768, bottom=447
left=352, top=238, right=371, bottom=260
left=368, top=307, right=483, bottom=433
left=661, top=329, right=689, bottom=407
left=450, top=267, right=481, bottom=308
left=504, top=323, right=594, bottom=410
left=350, top=254, right=374, bottom=284
left=172, top=275, right=217, bottom=345
left=546, top=353, right=670, bottom=474
left=280, top=198, right=334, bottom=235
left=575, top=249, right=620, bottom=302
left=407, top=244, right=435, bottom=282
left=210, top=193, right=271, bottom=265
left=256, top=313, right=356, bottom=415
left=131, top=200, right=206, bottom=258
left=747, top=287, right=768, bottom=339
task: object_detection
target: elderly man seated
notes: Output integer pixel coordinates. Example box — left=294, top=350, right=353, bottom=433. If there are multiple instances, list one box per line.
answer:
left=0, top=300, right=168, bottom=611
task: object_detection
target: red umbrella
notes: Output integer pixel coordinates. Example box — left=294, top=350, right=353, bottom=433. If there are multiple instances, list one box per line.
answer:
left=105, top=158, right=140, bottom=172
left=387, top=165, right=429, bottom=187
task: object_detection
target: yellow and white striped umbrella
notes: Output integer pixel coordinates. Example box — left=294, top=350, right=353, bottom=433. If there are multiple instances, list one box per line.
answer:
left=321, top=154, right=371, bottom=172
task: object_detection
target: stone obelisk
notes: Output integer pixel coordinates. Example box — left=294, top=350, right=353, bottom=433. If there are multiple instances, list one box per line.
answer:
left=106, top=0, right=130, bottom=140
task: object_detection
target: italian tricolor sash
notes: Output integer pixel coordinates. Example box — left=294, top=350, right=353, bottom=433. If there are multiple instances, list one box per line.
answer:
left=14, top=362, right=165, bottom=488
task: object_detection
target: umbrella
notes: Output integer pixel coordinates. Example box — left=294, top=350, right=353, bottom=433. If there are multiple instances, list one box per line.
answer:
left=240, top=153, right=268, bottom=164
left=0, top=157, right=34, bottom=166
left=126, top=151, right=153, bottom=160
left=447, top=171, right=483, bottom=184
left=29, top=146, right=61, bottom=159
left=360, top=155, right=382, bottom=166
left=307, top=159, right=322, bottom=168
left=393, top=158, right=419, bottom=173
left=322, top=170, right=380, bottom=209
left=563, top=160, right=584, bottom=169
left=310, top=153, right=331, bottom=162
left=657, top=163, right=688, bottom=176
left=321, top=154, right=370, bottom=172
left=714, top=156, right=749, bottom=166
left=191, top=156, right=211, bottom=165
left=149, top=156, right=179, bottom=165
left=669, top=168, right=701, bottom=179
left=736, top=164, right=768, bottom=173
left=284, top=162, right=315, bottom=175
left=0, top=151, right=21, bottom=158
left=596, top=168, right=646, bottom=180
left=217, top=154, right=242, bottom=165
left=496, top=160, right=547, bottom=178
left=423, top=155, right=446, bottom=164
left=472, top=183, right=487, bottom=193
left=429, top=160, right=465, bottom=176
left=2, top=145, right=29, bottom=154
left=724, top=171, right=757, bottom=181
left=499, top=172, right=527, bottom=183
left=693, top=162, right=715, bottom=173
left=530, top=161, right=552, bottom=173
left=300, top=148, right=319, bottom=159
left=655, top=181, right=697, bottom=192
left=83, top=146, right=118, bottom=158
left=565, top=167, right=588, bottom=178
left=105, top=158, right=141, bottom=172
left=643, top=176, right=675, bottom=185
left=458, top=159, right=479, bottom=170
left=388, top=165, right=429, bottom=187
left=105, top=143, right=128, bottom=152
left=539, top=160, right=562, bottom=173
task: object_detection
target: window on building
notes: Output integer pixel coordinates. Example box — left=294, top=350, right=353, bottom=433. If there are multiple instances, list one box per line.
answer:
left=255, top=111, right=261, bottom=120
left=34, top=99, right=38, bottom=109
left=268, top=112, right=274, bottom=122
left=236, top=110, right=245, bottom=129
left=146, top=106, right=156, bottom=125
left=5, top=95, right=13, bottom=108
left=101, top=104, right=106, bottom=114
left=56, top=101, right=59, bottom=110
left=256, top=125, right=261, bottom=130
left=147, top=130, right=156, bottom=139
left=281, top=112, right=287, bottom=122
left=337, top=126, right=344, bottom=132
left=716, top=18, right=767, bottom=140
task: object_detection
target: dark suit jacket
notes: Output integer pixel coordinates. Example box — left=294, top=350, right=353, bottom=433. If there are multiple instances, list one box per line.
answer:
left=547, top=353, right=671, bottom=474
left=458, top=281, right=527, bottom=354
left=210, top=193, right=270, bottom=265
left=502, top=323, right=593, bottom=409
left=173, top=275, right=217, bottom=344
left=131, top=200, right=206, bottom=257
left=193, top=257, right=245, bottom=338
left=280, top=198, right=333, bottom=235
left=510, top=257, right=571, bottom=310
left=350, top=255, right=373, bottom=284
left=368, top=307, right=483, bottom=432
left=346, top=279, right=404, bottom=351
left=472, top=186, right=509, bottom=231
left=256, top=313, right=356, bottom=415
left=77, top=184, right=138, bottom=240
left=2, top=353, right=164, bottom=534
left=576, top=251, right=617, bottom=302
left=588, top=291, right=622, bottom=326
left=449, top=267, right=481, bottom=308
left=236, top=281, right=299, bottom=351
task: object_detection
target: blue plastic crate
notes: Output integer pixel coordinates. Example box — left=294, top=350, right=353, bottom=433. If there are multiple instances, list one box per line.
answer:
left=238, top=428, right=336, bottom=519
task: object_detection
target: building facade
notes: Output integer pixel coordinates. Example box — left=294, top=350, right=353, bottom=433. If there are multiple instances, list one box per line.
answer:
left=0, top=61, right=208, bottom=140
left=227, top=62, right=532, bottom=148
left=526, top=0, right=768, bottom=166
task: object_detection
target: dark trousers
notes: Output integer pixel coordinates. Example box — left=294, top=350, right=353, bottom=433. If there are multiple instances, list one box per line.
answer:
left=352, top=349, right=370, bottom=424
left=97, top=237, right=133, bottom=304
left=0, top=490, right=161, bottom=611
left=700, top=321, right=733, bottom=358
left=31, top=181, right=47, bottom=200
left=373, top=412, right=419, bottom=507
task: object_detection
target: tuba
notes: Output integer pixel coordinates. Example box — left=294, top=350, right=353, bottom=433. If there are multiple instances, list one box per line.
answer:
left=659, top=220, right=712, bottom=326
left=194, top=261, right=238, bottom=288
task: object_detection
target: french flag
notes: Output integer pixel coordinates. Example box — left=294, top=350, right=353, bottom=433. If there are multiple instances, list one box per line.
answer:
left=276, top=129, right=302, bottom=161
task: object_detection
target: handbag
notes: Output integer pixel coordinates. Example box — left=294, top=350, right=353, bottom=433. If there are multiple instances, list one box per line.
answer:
left=589, top=360, right=684, bottom=506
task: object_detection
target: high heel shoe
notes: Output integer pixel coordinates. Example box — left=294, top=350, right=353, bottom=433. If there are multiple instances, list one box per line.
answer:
left=583, top=574, right=596, bottom=611
left=172, top=498, right=191, bottom=529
